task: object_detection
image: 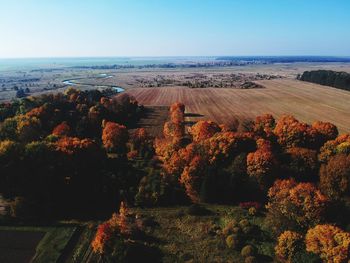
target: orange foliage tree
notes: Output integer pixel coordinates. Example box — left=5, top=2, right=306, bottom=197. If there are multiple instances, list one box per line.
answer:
left=253, top=114, right=276, bottom=138
left=52, top=121, right=70, bottom=136
left=91, top=221, right=113, bottom=254
left=102, top=121, right=128, bottom=153
left=92, top=202, right=143, bottom=255
left=305, top=224, right=350, bottom=263
left=312, top=121, right=338, bottom=146
left=275, top=230, right=304, bottom=263
left=189, top=120, right=221, bottom=142
left=266, top=179, right=329, bottom=233
left=170, top=102, right=185, bottom=114
left=318, top=134, right=350, bottom=163
left=55, top=137, right=97, bottom=155
left=163, top=121, right=185, bottom=140
left=274, top=115, right=313, bottom=148
left=247, top=139, right=278, bottom=189
left=319, top=154, right=350, bottom=200
left=179, top=155, right=208, bottom=203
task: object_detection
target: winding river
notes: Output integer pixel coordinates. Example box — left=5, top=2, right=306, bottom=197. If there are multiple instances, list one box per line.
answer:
left=62, top=73, right=125, bottom=93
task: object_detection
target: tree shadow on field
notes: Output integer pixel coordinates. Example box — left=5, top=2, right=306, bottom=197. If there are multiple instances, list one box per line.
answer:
left=185, top=112, right=204, bottom=118
left=185, top=112, right=204, bottom=126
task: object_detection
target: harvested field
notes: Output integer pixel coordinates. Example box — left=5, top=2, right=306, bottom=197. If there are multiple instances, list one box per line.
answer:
left=0, top=230, right=45, bottom=263
left=125, top=79, right=350, bottom=133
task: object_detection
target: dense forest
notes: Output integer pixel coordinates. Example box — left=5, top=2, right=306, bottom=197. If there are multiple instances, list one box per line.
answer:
left=299, top=70, right=350, bottom=91
left=0, top=89, right=350, bottom=262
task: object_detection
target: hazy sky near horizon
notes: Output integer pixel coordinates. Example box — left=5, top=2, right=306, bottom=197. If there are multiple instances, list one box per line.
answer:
left=1, top=0, right=350, bottom=58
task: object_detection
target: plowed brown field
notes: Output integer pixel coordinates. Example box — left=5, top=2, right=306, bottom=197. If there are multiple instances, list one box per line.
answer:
left=125, top=79, right=350, bottom=133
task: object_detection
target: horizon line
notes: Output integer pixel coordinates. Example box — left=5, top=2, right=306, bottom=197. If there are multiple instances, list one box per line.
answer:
left=1, top=55, right=350, bottom=60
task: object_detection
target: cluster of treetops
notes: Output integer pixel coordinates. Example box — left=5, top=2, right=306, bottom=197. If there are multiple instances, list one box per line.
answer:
left=299, top=70, right=350, bottom=91
left=91, top=101, right=350, bottom=262
left=0, top=88, right=350, bottom=261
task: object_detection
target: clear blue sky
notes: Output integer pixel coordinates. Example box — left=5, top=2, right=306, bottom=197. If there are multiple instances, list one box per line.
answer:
left=1, top=0, right=350, bottom=58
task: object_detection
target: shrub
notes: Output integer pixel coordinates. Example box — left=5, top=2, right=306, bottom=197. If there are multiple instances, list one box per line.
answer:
left=241, top=245, right=256, bottom=257
left=306, top=224, right=350, bottom=263
left=248, top=207, right=257, bottom=216
left=244, top=256, right=257, bottom=263
left=226, top=234, right=238, bottom=249
left=222, top=220, right=238, bottom=236
left=275, top=230, right=304, bottom=263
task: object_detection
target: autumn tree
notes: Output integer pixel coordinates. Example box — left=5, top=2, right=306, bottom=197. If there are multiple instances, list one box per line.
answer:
left=0, top=140, right=21, bottom=161
left=285, top=147, right=318, bottom=182
left=319, top=154, right=350, bottom=200
left=170, top=102, right=185, bottom=124
left=306, top=224, right=350, bottom=263
left=52, top=121, right=70, bottom=137
left=318, top=134, right=350, bottom=163
left=92, top=202, right=144, bottom=259
left=16, top=115, right=41, bottom=142
left=274, top=115, right=313, bottom=148
left=163, top=121, right=185, bottom=140
left=266, top=179, right=329, bottom=234
left=91, top=222, right=113, bottom=254
left=247, top=139, right=278, bottom=190
left=55, top=137, right=97, bottom=155
left=0, top=117, right=18, bottom=140
left=253, top=114, right=276, bottom=138
left=170, top=102, right=185, bottom=115
left=179, top=155, right=208, bottom=203
left=102, top=121, right=128, bottom=154
left=275, top=230, right=304, bottom=263
left=312, top=121, right=338, bottom=147
left=189, top=120, right=221, bottom=142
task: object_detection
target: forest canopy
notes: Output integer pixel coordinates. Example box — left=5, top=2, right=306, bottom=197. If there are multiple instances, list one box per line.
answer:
left=299, top=70, right=350, bottom=91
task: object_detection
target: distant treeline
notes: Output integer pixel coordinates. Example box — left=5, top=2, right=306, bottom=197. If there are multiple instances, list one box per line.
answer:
left=71, top=56, right=350, bottom=70
left=71, top=61, right=259, bottom=70
left=298, top=70, right=350, bottom=91
left=218, top=56, right=350, bottom=63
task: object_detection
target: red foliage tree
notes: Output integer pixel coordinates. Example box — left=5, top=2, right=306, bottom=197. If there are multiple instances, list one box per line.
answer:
left=91, top=222, right=113, bottom=254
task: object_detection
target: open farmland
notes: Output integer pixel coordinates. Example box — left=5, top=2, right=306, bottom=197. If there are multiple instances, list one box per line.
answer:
left=125, top=78, right=350, bottom=133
